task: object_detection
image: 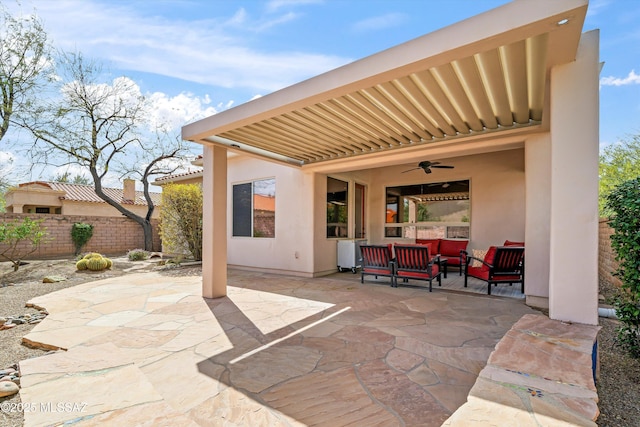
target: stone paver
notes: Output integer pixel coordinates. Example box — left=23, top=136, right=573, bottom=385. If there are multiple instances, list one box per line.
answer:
left=19, top=270, right=539, bottom=426
left=443, top=314, right=600, bottom=427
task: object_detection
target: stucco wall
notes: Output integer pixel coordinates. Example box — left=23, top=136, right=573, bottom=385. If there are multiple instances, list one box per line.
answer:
left=0, top=213, right=161, bottom=259
left=226, top=156, right=316, bottom=276
left=367, top=149, right=525, bottom=250
left=599, top=218, right=621, bottom=289
left=224, top=149, right=525, bottom=277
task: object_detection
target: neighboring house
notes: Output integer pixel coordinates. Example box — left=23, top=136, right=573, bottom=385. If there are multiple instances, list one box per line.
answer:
left=4, top=179, right=161, bottom=218
left=153, top=155, right=204, bottom=186
left=182, top=0, right=599, bottom=326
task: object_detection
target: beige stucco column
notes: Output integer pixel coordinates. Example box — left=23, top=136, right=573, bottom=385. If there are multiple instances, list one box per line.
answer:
left=12, top=205, right=24, bottom=213
left=548, top=30, right=600, bottom=325
left=524, top=134, right=551, bottom=308
left=202, top=144, right=228, bottom=298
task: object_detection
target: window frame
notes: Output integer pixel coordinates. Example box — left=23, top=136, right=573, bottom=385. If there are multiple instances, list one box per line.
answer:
left=232, top=177, right=276, bottom=238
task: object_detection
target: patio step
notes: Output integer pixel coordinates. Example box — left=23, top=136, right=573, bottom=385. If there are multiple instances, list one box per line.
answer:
left=442, top=314, right=600, bottom=427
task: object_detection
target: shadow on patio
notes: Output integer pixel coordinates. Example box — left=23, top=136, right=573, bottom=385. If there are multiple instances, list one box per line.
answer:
left=18, top=269, right=535, bottom=426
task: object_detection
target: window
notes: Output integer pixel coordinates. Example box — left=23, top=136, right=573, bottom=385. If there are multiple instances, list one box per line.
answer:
left=232, top=178, right=275, bottom=238
left=385, top=180, right=470, bottom=239
left=35, top=207, right=50, bottom=214
left=327, top=177, right=348, bottom=238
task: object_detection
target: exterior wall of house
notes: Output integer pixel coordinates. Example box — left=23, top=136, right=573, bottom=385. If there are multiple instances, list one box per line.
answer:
left=524, top=133, right=552, bottom=307
left=0, top=213, right=161, bottom=258
left=223, top=148, right=525, bottom=277
left=226, top=155, right=317, bottom=276
left=60, top=200, right=160, bottom=219
left=366, top=149, right=525, bottom=250
left=548, top=30, right=600, bottom=325
left=6, top=188, right=64, bottom=213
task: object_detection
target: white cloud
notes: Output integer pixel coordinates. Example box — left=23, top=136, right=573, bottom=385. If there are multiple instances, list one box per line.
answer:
left=352, top=13, right=408, bottom=33
left=600, top=70, right=640, bottom=86
left=22, top=0, right=349, bottom=93
left=146, top=91, right=221, bottom=131
left=266, top=0, right=323, bottom=13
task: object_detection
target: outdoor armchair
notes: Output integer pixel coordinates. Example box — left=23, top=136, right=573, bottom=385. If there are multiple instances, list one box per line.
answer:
left=462, top=246, right=525, bottom=295
left=359, top=244, right=395, bottom=286
left=393, top=244, right=442, bottom=291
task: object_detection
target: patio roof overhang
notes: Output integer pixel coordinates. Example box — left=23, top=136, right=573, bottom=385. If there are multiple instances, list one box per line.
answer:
left=182, top=0, right=588, bottom=171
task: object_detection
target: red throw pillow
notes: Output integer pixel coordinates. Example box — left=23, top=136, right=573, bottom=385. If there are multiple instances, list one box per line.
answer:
left=416, top=239, right=440, bottom=254
left=439, top=239, right=468, bottom=257
left=504, top=240, right=524, bottom=247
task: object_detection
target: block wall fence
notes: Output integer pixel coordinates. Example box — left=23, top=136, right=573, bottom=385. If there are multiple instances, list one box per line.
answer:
left=0, top=213, right=161, bottom=259
left=598, top=217, right=621, bottom=289
left=0, top=214, right=622, bottom=286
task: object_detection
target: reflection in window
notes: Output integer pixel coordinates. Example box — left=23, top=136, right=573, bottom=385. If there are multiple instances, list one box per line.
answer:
left=385, top=180, right=470, bottom=239
left=327, top=177, right=348, bottom=238
left=232, top=178, right=275, bottom=238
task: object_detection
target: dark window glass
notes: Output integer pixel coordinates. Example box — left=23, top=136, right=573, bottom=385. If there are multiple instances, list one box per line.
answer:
left=327, top=177, right=348, bottom=238
left=232, top=183, right=252, bottom=237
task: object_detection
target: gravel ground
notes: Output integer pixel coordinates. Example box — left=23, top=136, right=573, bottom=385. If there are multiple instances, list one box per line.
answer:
left=1, top=260, right=638, bottom=426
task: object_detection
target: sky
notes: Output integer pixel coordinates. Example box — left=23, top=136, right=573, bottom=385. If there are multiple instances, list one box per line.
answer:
left=3, top=0, right=640, bottom=186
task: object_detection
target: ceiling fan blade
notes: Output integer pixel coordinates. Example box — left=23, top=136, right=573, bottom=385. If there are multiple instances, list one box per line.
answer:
left=431, top=165, right=454, bottom=169
left=401, top=167, right=422, bottom=173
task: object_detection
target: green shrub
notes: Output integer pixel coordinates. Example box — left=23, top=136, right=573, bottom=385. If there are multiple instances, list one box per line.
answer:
left=0, top=217, right=48, bottom=271
left=606, top=177, right=640, bottom=358
left=160, top=183, right=202, bottom=261
left=71, top=222, right=93, bottom=255
left=127, top=249, right=149, bottom=261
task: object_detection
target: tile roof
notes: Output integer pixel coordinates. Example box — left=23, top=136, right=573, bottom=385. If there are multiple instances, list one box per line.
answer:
left=153, top=170, right=203, bottom=184
left=24, top=181, right=162, bottom=206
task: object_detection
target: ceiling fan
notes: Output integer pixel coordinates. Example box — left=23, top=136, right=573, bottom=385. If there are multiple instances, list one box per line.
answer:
left=402, top=161, right=454, bottom=174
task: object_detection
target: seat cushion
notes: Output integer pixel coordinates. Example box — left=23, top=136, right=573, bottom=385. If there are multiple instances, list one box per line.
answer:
left=440, top=239, right=468, bottom=257
left=467, top=266, right=520, bottom=282
left=504, top=240, right=524, bottom=247
left=397, top=264, right=439, bottom=279
left=363, top=267, right=393, bottom=275
left=416, top=239, right=440, bottom=254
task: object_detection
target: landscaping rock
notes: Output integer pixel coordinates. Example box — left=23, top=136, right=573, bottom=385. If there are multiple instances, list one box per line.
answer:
left=0, top=380, right=19, bottom=397
left=43, top=275, right=67, bottom=283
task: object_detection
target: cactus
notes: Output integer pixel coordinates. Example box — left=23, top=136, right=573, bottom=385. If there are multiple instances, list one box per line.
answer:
left=104, top=258, right=113, bottom=269
left=83, top=252, right=102, bottom=260
left=76, top=259, right=88, bottom=270
left=86, top=256, right=108, bottom=271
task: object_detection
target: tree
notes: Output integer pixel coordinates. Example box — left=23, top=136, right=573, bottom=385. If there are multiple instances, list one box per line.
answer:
left=605, top=177, right=640, bottom=357
left=599, top=135, right=640, bottom=216
left=0, top=2, right=52, bottom=143
left=51, top=171, right=91, bottom=185
left=0, top=217, right=48, bottom=271
left=160, top=183, right=203, bottom=260
left=24, top=52, right=189, bottom=251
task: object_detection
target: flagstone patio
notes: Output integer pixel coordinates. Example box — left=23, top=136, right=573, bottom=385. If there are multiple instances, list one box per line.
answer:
left=18, top=269, right=582, bottom=426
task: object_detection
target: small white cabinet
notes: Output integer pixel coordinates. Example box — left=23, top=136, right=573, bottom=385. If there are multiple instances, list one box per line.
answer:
left=337, top=239, right=367, bottom=273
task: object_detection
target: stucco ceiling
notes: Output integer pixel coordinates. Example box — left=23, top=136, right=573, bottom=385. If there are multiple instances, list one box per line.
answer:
left=182, top=0, right=589, bottom=168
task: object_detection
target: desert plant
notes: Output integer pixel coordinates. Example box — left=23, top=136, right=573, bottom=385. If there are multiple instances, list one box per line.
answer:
left=86, top=256, right=108, bottom=271
left=77, top=253, right=111, bottom=271
left=606, top=177, right=640, bottom=357
left=76, top=258, right=88, bottom=270
left=0, top=217, right=48, bottom=271
left=83, top=252, right=102, bottom=260
left=127, top=249, right=149, bottom=261
left=71, top=222, right=93, bottom=255
left=160, top=183, right=203, bottom=261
